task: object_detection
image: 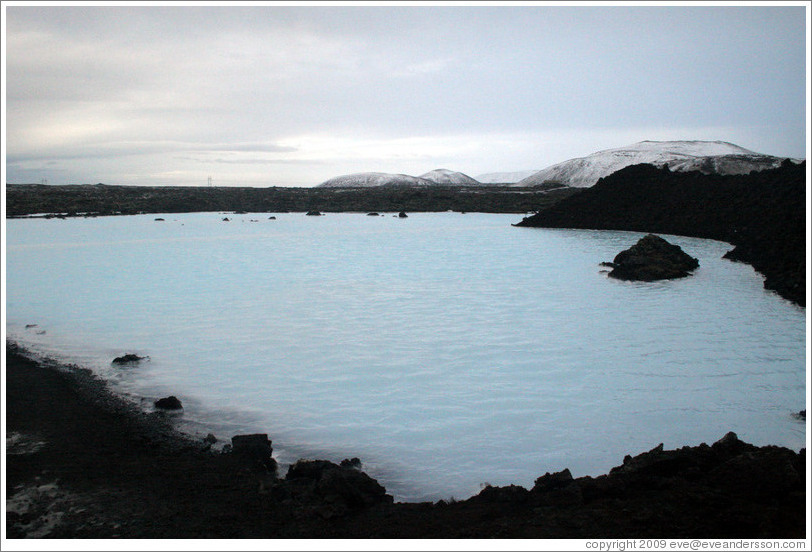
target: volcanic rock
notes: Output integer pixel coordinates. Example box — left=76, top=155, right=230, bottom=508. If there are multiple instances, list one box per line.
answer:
left=286, top=459, right=392, bottom=509
left=231, top=433, right=276, bottom=474
left=112, top=353, right=147, bottom=365
left=604, top=234, right=699, bottom=281
left=154, top=396, right=183, bottom=410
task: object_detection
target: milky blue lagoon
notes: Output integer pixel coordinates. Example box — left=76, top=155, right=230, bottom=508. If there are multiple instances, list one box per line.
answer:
left=5, top=212, right=806, bottom=502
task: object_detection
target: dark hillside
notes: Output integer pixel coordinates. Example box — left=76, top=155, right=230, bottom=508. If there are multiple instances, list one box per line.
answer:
left=515, top=161, right=807, bottom=306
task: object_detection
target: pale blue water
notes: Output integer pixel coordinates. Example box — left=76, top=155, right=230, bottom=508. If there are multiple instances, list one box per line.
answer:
left=5, top=212, right=807, bottom=502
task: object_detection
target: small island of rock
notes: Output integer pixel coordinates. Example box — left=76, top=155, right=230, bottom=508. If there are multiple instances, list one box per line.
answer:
left=603, top=234, right=699, bottom=281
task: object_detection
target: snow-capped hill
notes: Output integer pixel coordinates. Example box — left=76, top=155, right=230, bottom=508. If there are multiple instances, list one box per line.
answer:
left=475, top=170, right=540, bottom=184
left=515, top=140, right=796, bottom=188
left=418, top=169, right=482, bottom=186
left=317, top=172, right=435, bottom=188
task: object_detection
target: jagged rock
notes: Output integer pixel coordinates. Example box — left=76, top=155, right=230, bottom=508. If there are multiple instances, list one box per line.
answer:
left=286, top=459, right=392, bottom=509
left=222, top=217, right=230, bottom=221
left=340, top=457, right=362, bottom=469
left=604, top=234, right=699, bottom=281
left=398, top=211, right=408, bottom=218
left=533, top=468, right=574, bottom=492
left=203, top=433, right=217, bottom=444
left=231, top=434, right=276, bottom=474
left=531, top=469, right=582, bottom=506
left=112, top=353, right=147, bottom=365
left=154, top=396, right=182, bottom=410
left=475, top=484, right=530, bottom=504
left=306, top=210, right=322, bottom=216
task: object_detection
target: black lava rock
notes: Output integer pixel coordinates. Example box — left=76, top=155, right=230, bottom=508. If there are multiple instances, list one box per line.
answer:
left=112, top=353, right=147, bottom=365
left=604, top=234, right=699, bottom=281
left=154, top=396, right=183, bottom=410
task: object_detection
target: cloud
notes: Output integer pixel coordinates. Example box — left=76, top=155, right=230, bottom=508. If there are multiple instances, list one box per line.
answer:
left=4, top=5, right=806, bottom=186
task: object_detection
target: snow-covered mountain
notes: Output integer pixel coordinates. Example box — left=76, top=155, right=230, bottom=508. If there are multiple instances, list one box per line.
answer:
left=474, top=170, right=540, bottom=184
left=418, top=169, right=482, bottom=186
left=317, top=169, right=483, bottom=188
left=317, top=172, right=436, bottom=188
left=515, top=141, right=799, bottom=188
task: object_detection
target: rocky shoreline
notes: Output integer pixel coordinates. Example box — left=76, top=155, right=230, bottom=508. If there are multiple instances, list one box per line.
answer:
left=515, top=161, right=807, bottom=307
left=5, top=341, right=806, bottom=539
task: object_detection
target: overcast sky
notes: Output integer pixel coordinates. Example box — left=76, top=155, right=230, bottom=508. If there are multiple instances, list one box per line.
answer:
left=3, top=3, right=808, bottom=187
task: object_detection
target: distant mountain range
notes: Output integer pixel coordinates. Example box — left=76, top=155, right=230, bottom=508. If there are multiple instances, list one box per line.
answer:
left=513, top=140, right=800, bottom=188
left=316, top=141, right=801, bottom=189
left=317, top=169, right=484, bottom=188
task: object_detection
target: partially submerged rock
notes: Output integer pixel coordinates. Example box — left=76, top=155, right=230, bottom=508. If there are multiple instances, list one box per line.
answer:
left=112, top=353, right=147, bottom=365
left=306, top=210, right=323, bottom=216
left=154, top=396, right=183, bottom=410
left=603, top=234, right=699, bottom=281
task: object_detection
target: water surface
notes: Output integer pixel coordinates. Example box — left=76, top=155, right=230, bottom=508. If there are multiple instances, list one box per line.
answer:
left=5, top=212, right=806, bottom=502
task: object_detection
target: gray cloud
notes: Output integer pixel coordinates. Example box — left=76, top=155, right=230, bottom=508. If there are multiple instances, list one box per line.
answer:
left=4, top=4, right=807, bottom=186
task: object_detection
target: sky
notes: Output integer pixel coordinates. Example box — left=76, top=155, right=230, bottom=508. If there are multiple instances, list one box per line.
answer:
left=2, top=2, right=808, bottom=187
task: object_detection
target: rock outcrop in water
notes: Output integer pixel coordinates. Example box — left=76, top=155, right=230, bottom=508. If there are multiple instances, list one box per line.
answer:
left=112, top=353, right=147, bottom=365
left=603, top=234, right=699, bottom=281
left=515, top=161, right=806, bottom=306
left=154, top=396, right=183, bottom=410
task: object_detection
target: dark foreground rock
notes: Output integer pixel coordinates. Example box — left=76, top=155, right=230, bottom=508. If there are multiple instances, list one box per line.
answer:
left=604, top=234, right=699, bottom=281
left=5, top=342, right=806, bottom=538
left=515, top=161, right=806, bottom=306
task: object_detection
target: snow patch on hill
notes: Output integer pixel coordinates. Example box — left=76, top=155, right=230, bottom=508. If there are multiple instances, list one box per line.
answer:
left=515, top=141, right=799, bottom=188
left=318, top=169, right=484, bottom=188
left=317, top=172, right=436, bottom=188
left=418, top=169, right=482, bottom=186
left=474, top=170, right=540, bottom=184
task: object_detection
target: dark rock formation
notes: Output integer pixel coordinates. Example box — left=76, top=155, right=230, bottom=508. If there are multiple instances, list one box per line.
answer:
left=340, top=457, right=362, bottom=469
left=515, top=161, right=806, bottom=306
left=111, top=353, right=147, bottom=365
left=306, top=210, right=322, bottom=216
left=154, top=396, right=183, bottom=410
left=154, top=218, right=165, bottom=221
left=604, top=234, right=699, bottom=281
left=231, top=433, right=277, bottom=474
left=366, top=212, right=380, bottom=216
left=398, top=211, right=408, bottom=218
left=285, top=459, right=392, bottom=512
